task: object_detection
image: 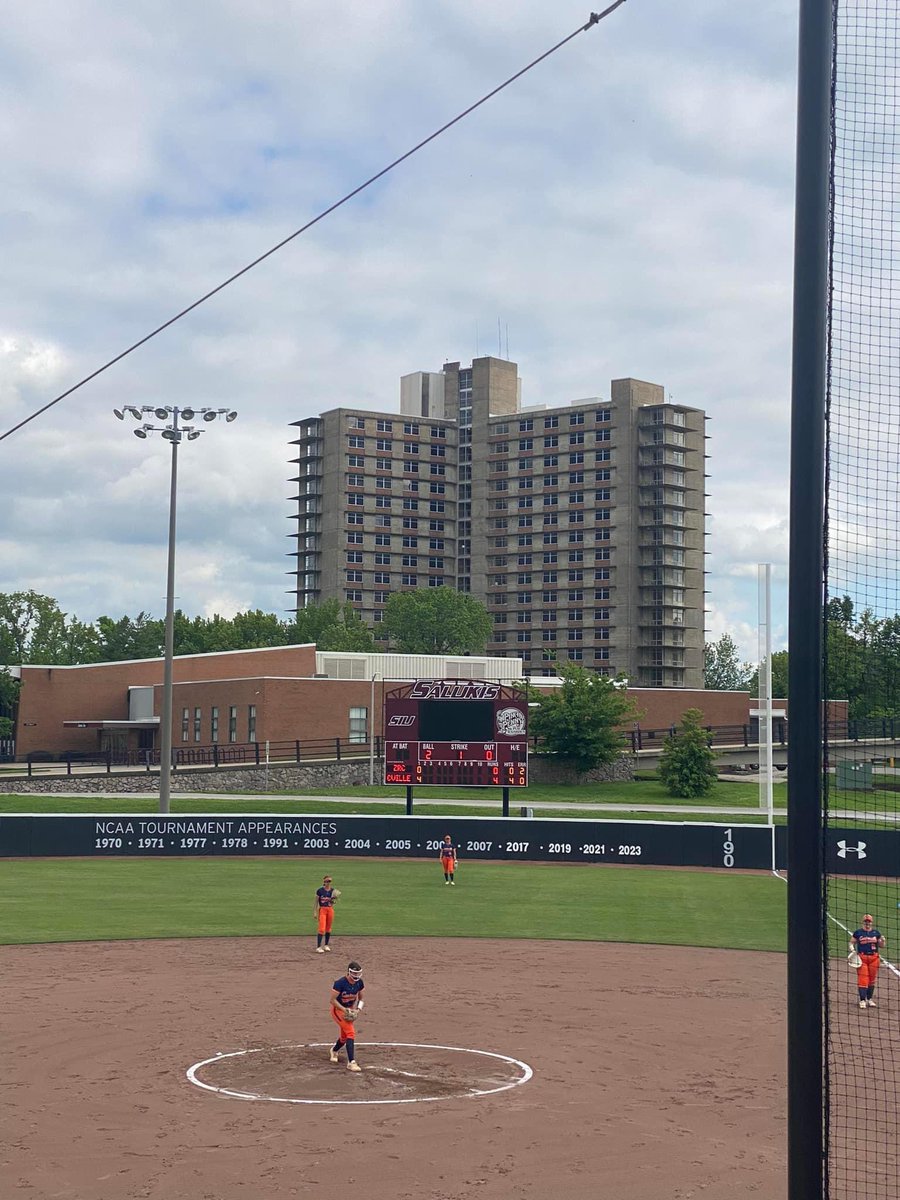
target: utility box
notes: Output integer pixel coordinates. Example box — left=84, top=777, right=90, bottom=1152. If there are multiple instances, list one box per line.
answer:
left=835, top=760, right=873, bottom=791
left=520, top=806, right=534, bottom=818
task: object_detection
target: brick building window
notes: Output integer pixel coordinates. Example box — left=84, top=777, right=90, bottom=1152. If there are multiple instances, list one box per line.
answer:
left=349, top=706, right=368, bottom=744
left=229, top=706, right=238, bottom=743
left=181, top=707, right=190, bottom=742
left=248, top=705, right=257, bottom=743
left=211, top=706, right=219, bottom=743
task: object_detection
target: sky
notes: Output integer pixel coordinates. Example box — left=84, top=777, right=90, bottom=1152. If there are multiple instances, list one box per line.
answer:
left=0, top=0, right=798, bottom=663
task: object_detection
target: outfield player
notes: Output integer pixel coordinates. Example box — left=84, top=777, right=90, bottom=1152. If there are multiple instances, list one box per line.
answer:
left=329, top=961, right=365, bottom=1071
left=852, top=914, right=886, bottom=1009
left=439, top=834, right=458, bottom=885
left=313, top=875, right=338, bottom=953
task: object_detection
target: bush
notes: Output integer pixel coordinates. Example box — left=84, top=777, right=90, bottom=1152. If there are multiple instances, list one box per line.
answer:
left=658, top=708, right=718, bottom=798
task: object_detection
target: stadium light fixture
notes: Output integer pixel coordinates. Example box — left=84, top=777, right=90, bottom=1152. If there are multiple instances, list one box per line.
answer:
left=113, top=403, right=238, bottom=814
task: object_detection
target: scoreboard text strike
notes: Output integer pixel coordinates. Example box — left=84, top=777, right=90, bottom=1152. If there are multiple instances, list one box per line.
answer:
left=383, top=679, right=529, bottom=787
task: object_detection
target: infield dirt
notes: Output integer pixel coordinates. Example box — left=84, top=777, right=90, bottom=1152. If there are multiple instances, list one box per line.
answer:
left=5, top=936, right=787, bottom=1198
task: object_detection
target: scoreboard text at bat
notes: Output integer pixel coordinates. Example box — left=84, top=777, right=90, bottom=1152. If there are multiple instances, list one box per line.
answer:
left=383, top=679, right=529, bottom=788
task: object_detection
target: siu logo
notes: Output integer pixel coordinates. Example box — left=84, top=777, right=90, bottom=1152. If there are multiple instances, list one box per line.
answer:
left=836, top=840, right=867, bottom=860
left=388, top=714, right=416, bottom=727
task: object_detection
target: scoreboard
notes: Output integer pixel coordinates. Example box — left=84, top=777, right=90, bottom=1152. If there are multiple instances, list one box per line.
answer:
left=383, top=679, right=529, bottom=787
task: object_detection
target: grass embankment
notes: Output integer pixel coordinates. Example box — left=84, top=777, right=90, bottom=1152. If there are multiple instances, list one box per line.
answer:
left=0, top=778, right=787, bottom=823
left=0, top=856, right=788, bottom=950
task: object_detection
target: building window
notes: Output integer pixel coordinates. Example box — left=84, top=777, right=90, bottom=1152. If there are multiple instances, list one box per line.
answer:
left=181, top=707, right=190, bottom=742
left=376, top=496, right=392, bottom=509
left=211, top=706, right=219, bottom=743
left=516, top=631, right=532, bottom=642
left=401, top=573, right=417, bottom=586
left=544, top=415, right=559, bottom=429
left=374, top=572, right=391, bottom=585
left=347, top=512, right=364, bottom=526
left=346, top=570, right=363, bottom=582
left=567, top=629, right=583, bottom=641
left=430, top=426, right=446, bottom=438
left=403, top=422, right=419, bottom=435
left=347, top=551, right=363, bottom=563
left=346, top=589, right=363, bottom=602
left=428, top=575, right=444, bottom=587
left=429, top=501, right=445, bottom=512
left=248, top=704, right=257, bottom=743
left=349, top=706, right=368, bottom=744
left=597, top=408, right=611, bottom=422
left=569, top=412, right=585, bottom=426
left=229, top=706, right=238, bottom=743
left=597, top=429, right=611, bottom=442
left=194, top=706, right=202, bottom=742
left=348, top=454, right=365, bottom=468
left=347, top=532, right=363, bottom=545
left=347, top=493, right=364, bottom=507
left=376, top=419, right=393, bottom=433
left=403, top=517, right=419, bottom=530
left=348, top=435, right=365, bottom=447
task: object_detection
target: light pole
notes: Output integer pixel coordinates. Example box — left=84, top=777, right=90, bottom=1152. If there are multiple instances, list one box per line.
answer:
left=368, top=672, right=379, bottom=786
left=114, top=403, right=237, bottom=813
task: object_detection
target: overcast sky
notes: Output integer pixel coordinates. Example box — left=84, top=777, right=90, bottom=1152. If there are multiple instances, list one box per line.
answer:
left=0, top=1, right=798, bottom=663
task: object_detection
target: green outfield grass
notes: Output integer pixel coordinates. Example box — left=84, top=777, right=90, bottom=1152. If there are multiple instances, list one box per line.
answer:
left=0, top=856, right=787, bottom=950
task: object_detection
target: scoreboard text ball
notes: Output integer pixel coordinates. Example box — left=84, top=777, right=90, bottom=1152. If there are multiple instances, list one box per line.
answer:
left=383, top=679, right=529, bottom=788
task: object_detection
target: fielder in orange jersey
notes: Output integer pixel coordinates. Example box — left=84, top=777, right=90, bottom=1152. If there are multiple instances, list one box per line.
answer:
left=439, top=834, right=458, bottom=885
left=852, top=914, right=886, bottom=1009
left=329, top=961, right=365, bottom=1071
left=313, top=874, right=340, bottom=953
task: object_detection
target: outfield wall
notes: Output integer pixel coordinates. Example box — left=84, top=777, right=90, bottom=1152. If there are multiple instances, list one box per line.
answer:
left=1, top=814, right=898, bottom=874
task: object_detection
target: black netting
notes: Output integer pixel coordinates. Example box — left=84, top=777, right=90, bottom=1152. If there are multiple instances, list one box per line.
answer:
left=825, top=1, right=900, bottom=1195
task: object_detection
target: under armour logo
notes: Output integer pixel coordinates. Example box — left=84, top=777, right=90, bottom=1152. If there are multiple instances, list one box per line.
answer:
left=836, top=840, right=867, bottom=860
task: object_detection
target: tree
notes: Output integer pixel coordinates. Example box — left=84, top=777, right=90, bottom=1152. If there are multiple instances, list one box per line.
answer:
left=658, top=708, right=718, bottom=798
left=703, top=634, right=754, bottom=690
left=0, top=590, right=100, bottom=665
left=382, top=588, right=492, bottom=655
left=747, top=650, right=789, bottom=699
left=527, top=663, right=640, bottom=771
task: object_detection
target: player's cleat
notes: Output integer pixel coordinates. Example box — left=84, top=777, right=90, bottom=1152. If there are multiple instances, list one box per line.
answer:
left=347, top=1060, right=362, bottom=1072
left=323, top=945, right=331, bottom=952
left=329, top=1050, right=339, bottom=1063
left=445, top=880, right=450, bottom=885
left=867, top=999, right=877, bottom=1007
left=316, top=946, right=325, bottom=953
left=450, top=881, right=455, bottom=885
left=859, top=1000, right=868, bottom=1008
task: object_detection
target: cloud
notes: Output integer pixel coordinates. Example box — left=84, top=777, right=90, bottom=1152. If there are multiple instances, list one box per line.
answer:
left=0, top=0, right=800, bottom=648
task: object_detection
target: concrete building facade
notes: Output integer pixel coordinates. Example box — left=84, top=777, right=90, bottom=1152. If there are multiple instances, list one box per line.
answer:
left=290, top=357, right=708, bottom=688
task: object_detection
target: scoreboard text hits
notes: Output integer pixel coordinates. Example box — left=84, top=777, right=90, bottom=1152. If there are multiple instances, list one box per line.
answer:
left=384, top=740, right=528, bottom=787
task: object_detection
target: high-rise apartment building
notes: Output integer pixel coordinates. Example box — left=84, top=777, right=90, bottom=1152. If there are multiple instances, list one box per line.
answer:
left=290, top=357, right=707, bottom=687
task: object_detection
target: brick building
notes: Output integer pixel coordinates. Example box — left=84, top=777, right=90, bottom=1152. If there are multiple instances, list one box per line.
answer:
left=8, top=646, right=779, bottom=762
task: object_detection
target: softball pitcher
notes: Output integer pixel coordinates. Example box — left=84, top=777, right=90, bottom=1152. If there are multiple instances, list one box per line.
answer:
left=329, top=961, right=365, bottom=1071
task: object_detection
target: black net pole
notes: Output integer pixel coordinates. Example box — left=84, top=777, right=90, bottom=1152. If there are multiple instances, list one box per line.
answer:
left=787, top=1, right=833, bottom=1197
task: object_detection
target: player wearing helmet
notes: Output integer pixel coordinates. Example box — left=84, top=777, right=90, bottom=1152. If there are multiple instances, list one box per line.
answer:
left=329, top=961, right=365, bottom=1071
left=851, top=915, right=886, bottom=1009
